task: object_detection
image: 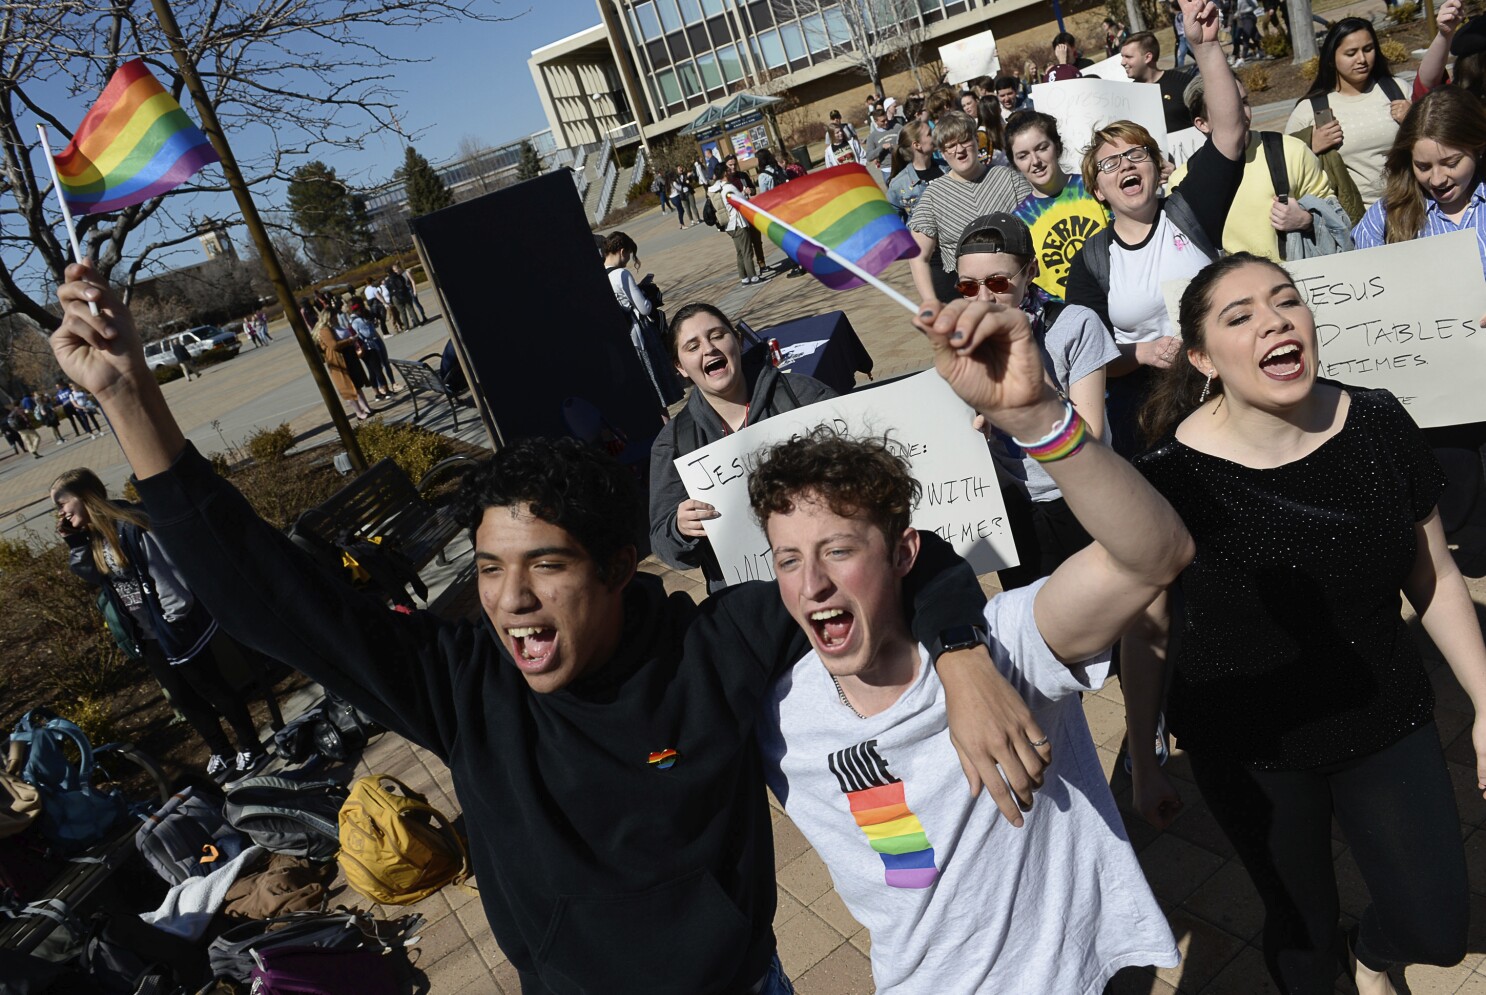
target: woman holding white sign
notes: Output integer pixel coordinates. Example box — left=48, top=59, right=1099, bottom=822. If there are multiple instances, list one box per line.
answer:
left=1062, top=0, right=1248, bottom=457
left=648, top=303, right=836, bottom=592
left=1125, top=252, right=1477, bottom=995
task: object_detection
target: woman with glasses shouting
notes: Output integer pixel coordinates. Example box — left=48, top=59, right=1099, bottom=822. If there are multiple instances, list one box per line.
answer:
left=953, top=212, right=1118, bottom=590
left=1064, top=0, right=1248, bottom=458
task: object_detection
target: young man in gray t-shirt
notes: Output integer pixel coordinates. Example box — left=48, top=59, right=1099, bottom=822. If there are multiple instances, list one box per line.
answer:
left=748, top=302, right=1190, bottom=992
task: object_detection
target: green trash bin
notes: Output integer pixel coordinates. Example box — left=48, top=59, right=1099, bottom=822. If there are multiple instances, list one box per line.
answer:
left=790, top=145, right=812, bottom=172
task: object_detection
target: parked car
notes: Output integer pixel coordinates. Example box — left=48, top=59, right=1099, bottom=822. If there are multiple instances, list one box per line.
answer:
left=142, top=326, right=240, bottom=370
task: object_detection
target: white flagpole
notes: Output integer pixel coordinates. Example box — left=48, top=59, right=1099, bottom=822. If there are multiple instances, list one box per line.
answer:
left=37, top=122, right=99, bottom=316
left=727, top=195, right=921, bottom=315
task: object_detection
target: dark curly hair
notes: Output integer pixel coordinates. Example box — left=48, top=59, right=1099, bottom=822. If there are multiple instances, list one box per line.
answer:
left=453, top=436, right=641, bottom=583
left=748, top=427, right=920, bottom=543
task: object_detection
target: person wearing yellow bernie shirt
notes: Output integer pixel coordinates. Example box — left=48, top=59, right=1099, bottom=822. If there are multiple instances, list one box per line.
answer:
left=1170, top=76, right=1335, bottom=261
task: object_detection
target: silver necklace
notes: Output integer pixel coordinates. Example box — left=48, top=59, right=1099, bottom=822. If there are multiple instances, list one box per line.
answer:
left=829, top=674, right=867, bottom=719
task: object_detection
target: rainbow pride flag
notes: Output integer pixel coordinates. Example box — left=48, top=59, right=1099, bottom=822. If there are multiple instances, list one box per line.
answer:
left=729, top=163, right=917, bottom=290
left=52, top=59, right=219, bottom=216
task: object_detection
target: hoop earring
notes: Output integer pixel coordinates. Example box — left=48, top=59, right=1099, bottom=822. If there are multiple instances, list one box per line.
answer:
left=1199, top=373, right=1214, bottom=403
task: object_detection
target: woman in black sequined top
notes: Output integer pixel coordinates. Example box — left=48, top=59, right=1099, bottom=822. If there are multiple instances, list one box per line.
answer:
left=1123, top=253, right=1484, bottom=995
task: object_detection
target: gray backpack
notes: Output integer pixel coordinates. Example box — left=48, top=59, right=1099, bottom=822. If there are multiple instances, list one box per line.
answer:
left=222, top=776, right=348, bottom=862
left=135, top=786, right=244, bottom=885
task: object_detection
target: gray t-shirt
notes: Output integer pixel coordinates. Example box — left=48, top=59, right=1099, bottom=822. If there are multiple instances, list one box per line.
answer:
left=991, top=303, right=1120, bottom=503
left=908, top=165, right=1034, bottom=274
left=758, top=585, right=1179, bottom=995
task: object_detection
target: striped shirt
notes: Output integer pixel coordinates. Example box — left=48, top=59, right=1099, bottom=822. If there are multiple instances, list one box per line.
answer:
left=908, top=164, right=1034, bottom=273
left=1352, top=180, right=1486, bottom=273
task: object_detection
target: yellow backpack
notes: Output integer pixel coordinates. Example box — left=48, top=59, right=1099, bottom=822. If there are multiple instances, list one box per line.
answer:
left=337, top=773, right=470, bottom=905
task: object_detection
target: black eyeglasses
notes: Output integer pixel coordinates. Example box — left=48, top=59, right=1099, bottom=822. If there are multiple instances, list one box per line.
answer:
left=1094, top=146, right=1154, bottom=173
left=954, top=262, right=1031, bottom=298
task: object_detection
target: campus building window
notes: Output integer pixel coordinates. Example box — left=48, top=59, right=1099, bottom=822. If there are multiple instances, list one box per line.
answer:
left=825, top=7, right=851, bottom=44
left=701, top=0, right=725, bottom=13
left=757, top=28, right=786, bottom=68
left=678, top=61, right=703, bottom=97
left=657, top=67, right=682, bottom=105
left=678, top=0, right=703, bottom=22
left=780, top=21, right=806, bottom=62
left=635, top=1, right=663, bottom=40
left=656, top=0, right=682, bottom=33
left=697, top=50, right=723, bottom=89
left=717, top=43, right=745, bottom=82
left=801, top=12, right=829, bottom=53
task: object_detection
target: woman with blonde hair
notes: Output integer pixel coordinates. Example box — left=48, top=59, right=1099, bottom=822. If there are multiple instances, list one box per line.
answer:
left=315, top=307, right=372, bottom=420
left=1354, top=86, right=1486, bottom=264
left=1063, top=0, right=1247, bottom=456
left=53, top=467, right=265, bottom=779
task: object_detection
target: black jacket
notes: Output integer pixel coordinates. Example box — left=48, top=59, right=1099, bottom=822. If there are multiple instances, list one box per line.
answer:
left=135, top=444, right=985, bottom=995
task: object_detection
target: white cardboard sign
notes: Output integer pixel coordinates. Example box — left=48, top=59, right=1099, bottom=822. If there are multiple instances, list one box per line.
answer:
left=1077, top=54, right=1130, bottom=82
left=941, top=30, right=1000, bottom=86
left=1158, top=229, right=1486, bottom=429
left=1164, top=126, right=1205, bottom=168
left=673, top=371, right=1017, bottom=586
left=1029, top=77, right=1168, bottom=175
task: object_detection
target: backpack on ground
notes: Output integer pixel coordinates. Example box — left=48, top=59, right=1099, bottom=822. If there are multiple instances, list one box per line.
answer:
left=135, top=787, right=244, bottom=886
left=206, top=908, right=423, bottom=985
left=337, top=774, right=469, bottom=906
left=222, top=776, right=347, bottom=862
left=9, top=710, right=126, bottom=855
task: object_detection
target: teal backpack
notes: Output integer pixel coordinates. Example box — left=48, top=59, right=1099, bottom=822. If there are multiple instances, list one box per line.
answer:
left=10, top=710, right=127, bottom=854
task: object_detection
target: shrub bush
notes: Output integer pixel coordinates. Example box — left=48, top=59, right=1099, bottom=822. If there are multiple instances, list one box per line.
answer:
left=1260, top=31, right=1291, bottom=59
left=1381, top=39, right=1410, bottom=65
left=354, top=419, right=456, bottom=484
left=246, top=423, right=295, bottom=463
left=1388, top=1, right=1419, bottom=24
left=1299, top=55, right=1319, bottom=82
left=62, top=695, right=119, bottom=748
left=1241, top=66, right=1272, bottom=92
left=628, top=171, right=655, bottom=204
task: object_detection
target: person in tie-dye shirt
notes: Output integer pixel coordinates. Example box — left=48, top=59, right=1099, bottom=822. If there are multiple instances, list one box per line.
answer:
left=1007, top=112, right=1110, bottom=301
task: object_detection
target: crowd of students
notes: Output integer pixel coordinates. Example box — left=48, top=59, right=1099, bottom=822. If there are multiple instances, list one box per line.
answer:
left=34, top=0, right=1486, bottom=991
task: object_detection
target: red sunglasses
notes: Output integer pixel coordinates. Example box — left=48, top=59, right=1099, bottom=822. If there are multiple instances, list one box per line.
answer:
left=954, top=261, right=1031, bottom=298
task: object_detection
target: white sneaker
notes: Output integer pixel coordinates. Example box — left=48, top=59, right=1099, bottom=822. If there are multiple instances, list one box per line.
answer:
left=206, top=753, right=230, bottom=779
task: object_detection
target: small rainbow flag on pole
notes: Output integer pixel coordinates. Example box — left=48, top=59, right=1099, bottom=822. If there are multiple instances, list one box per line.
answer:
left=50, top=59, right=219, bottom=216
left=727, top=163, right=918, bottom=312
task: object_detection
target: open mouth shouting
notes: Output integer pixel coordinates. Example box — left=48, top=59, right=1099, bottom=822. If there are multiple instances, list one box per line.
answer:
left=506, top=625, right=559, bottom=673
left=702, top=354, right=729, bottom=381
left=1259, top=341, right=1305, bottom=381
left=1117, top=172, right=1144, bottom=198
left=809, top=607, right=857, bottom=656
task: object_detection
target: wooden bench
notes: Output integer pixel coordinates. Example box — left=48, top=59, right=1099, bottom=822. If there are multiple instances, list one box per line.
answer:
left=0, top=743, right=171, bottom=958
left=390, top=352, right=467, bottom=431
left=288, top=457, right=473, bottom=606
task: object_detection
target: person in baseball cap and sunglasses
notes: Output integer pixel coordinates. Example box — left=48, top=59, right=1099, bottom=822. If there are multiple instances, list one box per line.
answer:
left=955, top=213, right=1119, bottom=587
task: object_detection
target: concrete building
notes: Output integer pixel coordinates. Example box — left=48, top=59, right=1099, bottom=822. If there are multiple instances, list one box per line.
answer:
left=529, top=0, right=1076, bottom=157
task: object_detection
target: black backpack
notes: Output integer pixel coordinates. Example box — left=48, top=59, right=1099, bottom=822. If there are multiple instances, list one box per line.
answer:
left=701, top=196, right=719, bottom=229
left=762, top=164, right=789, bottom=187
left=135, top=786, right=243, bottom=886
left=222, top=775, right=348, bottom=862
left=206, top=909, right=424, bottom=985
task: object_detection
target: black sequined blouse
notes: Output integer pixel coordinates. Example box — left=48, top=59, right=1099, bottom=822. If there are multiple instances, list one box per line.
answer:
left=1135, top=384, right=1446, bottom=769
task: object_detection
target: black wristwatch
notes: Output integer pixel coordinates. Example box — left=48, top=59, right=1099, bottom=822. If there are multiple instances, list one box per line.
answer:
left=929, top=624, right=989, bottom=662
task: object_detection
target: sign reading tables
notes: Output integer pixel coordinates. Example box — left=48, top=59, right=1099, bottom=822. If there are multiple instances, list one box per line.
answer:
left=1158, top=229, right=1486, bottom=428
left=1029, top=78, right=1168, bottom=175
left=673, top=371, right=1017, bottom=586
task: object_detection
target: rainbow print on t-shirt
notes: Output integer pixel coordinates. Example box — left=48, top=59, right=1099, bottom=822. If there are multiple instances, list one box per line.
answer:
left=829, top=740, right=938, bottom=889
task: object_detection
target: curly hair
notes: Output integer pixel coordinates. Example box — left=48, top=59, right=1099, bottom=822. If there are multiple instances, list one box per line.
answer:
left=453, top=436, right=641, bottom=583
left=748, top=427, right=920, bottom=543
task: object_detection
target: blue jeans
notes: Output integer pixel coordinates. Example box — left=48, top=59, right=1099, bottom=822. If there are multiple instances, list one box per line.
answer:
left=757, top=954, right=795, bottom=995
left=1175, top=35, right=1192, bottom=67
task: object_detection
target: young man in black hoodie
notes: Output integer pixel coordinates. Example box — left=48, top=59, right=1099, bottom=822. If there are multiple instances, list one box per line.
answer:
left=52, top=263, right=1052, bottom=994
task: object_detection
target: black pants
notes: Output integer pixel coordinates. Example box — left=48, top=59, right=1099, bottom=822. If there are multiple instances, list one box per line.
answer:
left=1188, top=722, right=1468, bottom=993
left=141, top=635, right=259, bottom=757
left=996, top=484, right=1092, bottom=591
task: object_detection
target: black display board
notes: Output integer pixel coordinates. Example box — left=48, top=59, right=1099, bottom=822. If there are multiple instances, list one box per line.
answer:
left=410, top=172, right=662, bottom=456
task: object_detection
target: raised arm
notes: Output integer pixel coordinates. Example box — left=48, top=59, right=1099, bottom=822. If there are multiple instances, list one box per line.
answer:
left=913, top=298, right=1194, bottom=663
left=1416, top=0, right=1464, bottom=93
left=1183, top=0, right=1246, bottom=161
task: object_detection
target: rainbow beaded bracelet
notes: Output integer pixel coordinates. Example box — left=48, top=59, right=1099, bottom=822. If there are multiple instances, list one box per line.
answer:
left=1011, top=400, right=1089, bottom=464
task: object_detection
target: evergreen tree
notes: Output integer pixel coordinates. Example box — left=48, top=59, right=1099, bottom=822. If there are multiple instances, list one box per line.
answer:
left=516, top=140, right=543, bottom=181
left=401, top=145, right=453, bottom=216
left=286, top=161, right=372, bottom=270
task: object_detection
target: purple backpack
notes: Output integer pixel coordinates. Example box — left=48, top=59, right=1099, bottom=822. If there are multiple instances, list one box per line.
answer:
left=249, top=945, right=399, bottom=995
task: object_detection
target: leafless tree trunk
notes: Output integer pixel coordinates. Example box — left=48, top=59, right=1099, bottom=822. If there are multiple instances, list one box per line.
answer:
left=1, top=0, right=517, bottom=331
left=1288, top=0, right=1319, bottom=62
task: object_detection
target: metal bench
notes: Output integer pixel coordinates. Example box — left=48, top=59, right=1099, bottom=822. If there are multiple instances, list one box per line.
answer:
left=390, top=352, right=466, bottom=431
left=0, top=743, right=171, bottom=957
left=288, top=457, right=471, bottom=605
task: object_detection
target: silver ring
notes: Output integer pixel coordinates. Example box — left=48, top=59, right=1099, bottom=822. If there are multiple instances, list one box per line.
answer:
left=1029, top=736, right=1049, bottom=749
